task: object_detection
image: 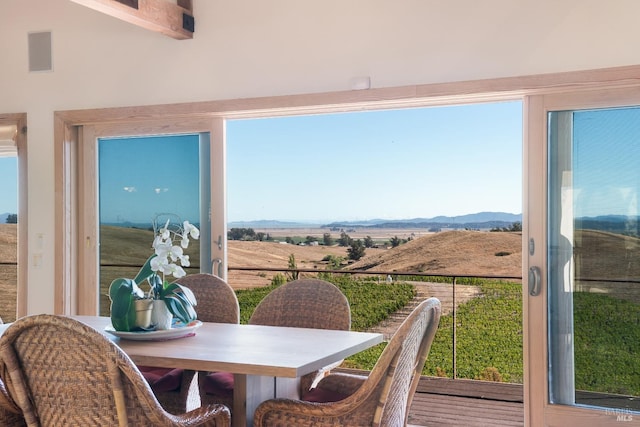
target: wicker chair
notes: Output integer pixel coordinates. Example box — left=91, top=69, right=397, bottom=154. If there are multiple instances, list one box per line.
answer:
left=253, top=297, right=441, bottom=427
left=140, top=273, right=240, bottom=414
left=0, top=377, right=25, bottom=426
left=200, top=278, right=351, bottom=410
left=0, top=314, right=230, bottom=427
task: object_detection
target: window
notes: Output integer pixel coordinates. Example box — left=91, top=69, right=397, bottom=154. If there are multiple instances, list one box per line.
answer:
left=226, top=102, right=524, bottom=382
left=548, top=106, right=640, bottom=412
left=58, top=117, right=223, bottom=315
left=0, top=153, right=18, bottom=321
left=97, top=134, right=208, bottom=316
left=55, top=65, right=640, bottom=426
left=0, top=116, right=26, bottom=322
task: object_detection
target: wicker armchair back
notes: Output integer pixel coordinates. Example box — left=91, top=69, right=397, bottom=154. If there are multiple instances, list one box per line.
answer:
left=253, top=297, right=441, bottom=427
left=0, top=314, right=230, bottom=427
left=0, top=377, right=24, bottom=426
left=177, top=273, right=240, bottom=324
left=201, top=278, right=351, bottom=410
left=144, top=273, right=240, bottom=414
left=249, top=278, right=351, bottom=330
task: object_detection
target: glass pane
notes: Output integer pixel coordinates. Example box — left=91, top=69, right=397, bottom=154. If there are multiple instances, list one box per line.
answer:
left=227, top=102, right=524, bottom=383
left=548, top=107, right=640, bottom=413
left=98, top=134, right=204, bottom=316
left=0, top=156, right=18, bottom=322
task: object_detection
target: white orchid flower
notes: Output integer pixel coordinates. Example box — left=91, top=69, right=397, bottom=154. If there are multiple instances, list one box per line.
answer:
left=160, top=264, right=174, bottom=276
left=165, top=263, right=186, bottom=278
left=169, top=245, right=183, bottom=261
left=150, top=254, right=169, bottom=273
left=153, top=239, right=172, bottom=258
left=147, top=217, right=200, bottom=285
left=180, top=254, right=191, bottom=267
left=160, top=218, right=171, bottom=240
left=183, top=221, right=200, bottom=239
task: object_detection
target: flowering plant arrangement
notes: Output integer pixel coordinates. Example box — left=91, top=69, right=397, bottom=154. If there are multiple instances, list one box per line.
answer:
left=109, top=217, right=199, bottom=332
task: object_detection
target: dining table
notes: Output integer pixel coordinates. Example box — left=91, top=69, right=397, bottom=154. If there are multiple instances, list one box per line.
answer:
left=68, top=316, right=383, bottom=427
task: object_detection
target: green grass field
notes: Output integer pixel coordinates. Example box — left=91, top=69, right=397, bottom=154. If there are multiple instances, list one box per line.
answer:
left=237, top=276, right=640, bottom=395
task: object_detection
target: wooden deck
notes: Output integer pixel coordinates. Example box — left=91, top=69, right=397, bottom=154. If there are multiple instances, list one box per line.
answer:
left=186, top=369, right=526, bottom=426
left=332, top=370, right=525, bottom=427
left=409, top=378, right=524, bottom=427
left=408, top=393, right=524, bottom=427
left=408, top=376, right=524, bottom=427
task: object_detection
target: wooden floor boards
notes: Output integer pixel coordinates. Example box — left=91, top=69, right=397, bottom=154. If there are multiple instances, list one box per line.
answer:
left=408, top=393, right=524, bottom=427
left=407, top=376, right=524, bottom=427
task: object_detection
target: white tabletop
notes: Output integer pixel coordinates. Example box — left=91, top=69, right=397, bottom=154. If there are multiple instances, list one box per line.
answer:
left=71, top=316, right=383, bottom=427
left=73, top=316, right=382, bottom=377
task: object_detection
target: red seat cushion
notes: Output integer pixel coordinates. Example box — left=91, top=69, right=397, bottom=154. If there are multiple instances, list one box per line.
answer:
left=302, top=387, right=350, bottom=403
left=138, top=366, right=183, bottom=392
left=203, top=371, right=234, bottom=397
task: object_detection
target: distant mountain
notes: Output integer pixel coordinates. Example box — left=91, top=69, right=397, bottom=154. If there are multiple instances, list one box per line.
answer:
left=226, top=213, right=522, bottom=230
left=227, top=220, right=324, bottom=229
left=576, top=215, right=640, bottom=236
left=110, top=213, right=640, bottom=235
left=425, top=212, right=522, bottom=224
left=323, top=212, right=522, bottom=230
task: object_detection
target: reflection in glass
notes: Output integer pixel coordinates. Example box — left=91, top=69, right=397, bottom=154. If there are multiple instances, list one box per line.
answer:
left=548, top=107, right=640, bottom=412
left=98, top=134, right=202, bottom=316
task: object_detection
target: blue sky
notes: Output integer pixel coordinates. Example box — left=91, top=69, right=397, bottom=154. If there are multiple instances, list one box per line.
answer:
left=572, top=107, right=640, bottom=218
left=98, top=135, right=201, bottom=224
left=4, top=102, right=640, bottom=224
left=0, top=100, right=524, bottom=223
left=0, top=157, right=17, bottom=215
left=227, top=101, right=523, bottom=223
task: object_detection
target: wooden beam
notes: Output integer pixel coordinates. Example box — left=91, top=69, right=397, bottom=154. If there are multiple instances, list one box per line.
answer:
left=70, top=0, right=194, bottom=40
left=177, top=0, right=192, bottom=11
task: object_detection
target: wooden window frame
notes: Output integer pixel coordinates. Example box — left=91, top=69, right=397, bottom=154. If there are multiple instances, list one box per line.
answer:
left=0, top=113, right=27, bottom=320
left=54, top=63, right=640, bottom=426
left=54, top=65, right=640, bottom=315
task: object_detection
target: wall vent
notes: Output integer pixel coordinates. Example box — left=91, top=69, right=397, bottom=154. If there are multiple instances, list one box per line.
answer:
left=28, top=31, right=52, bottom=72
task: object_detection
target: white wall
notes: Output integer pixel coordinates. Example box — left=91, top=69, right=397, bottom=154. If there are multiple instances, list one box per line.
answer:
left=2, top=0, right=640, bottom=314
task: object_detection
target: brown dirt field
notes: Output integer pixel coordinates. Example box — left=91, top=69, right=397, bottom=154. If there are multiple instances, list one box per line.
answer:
left=0, top=224, right=17, bottom=322
left=5, top=226, right=639, bottom=321
left=0, top=224, right=17, bottom=262
left=347, top=230, right=523, bottom=278
left=226, top=240, right=384, bottom=288
left=250, top=227, right=434, bottom=241
left=227, top=230, right=523, bottom=289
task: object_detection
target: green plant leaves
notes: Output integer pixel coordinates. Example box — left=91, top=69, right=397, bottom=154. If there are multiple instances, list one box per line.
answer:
left=134, top=255, right=157, bottom=286
left=160, top=282, right=198, bottom=324
left=108, top=278, right=139, bottom=331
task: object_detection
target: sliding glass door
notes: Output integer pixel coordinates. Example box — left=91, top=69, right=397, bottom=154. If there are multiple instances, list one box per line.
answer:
left=74, top=117, right=226, bottom=316
left=97, top=133, right=211, bottom=316
left=526, top=88, right=640, bottom=426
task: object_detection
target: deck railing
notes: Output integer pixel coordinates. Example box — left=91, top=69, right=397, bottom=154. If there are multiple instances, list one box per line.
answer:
left=229, top=265, right=523, bottom=380
left=2, top=260, right=523, bottom=379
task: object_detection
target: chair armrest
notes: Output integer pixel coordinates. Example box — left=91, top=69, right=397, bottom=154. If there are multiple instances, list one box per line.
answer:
left=312, top=372, right=367, bottom=396
left=150, top=403, right=230, bottom=427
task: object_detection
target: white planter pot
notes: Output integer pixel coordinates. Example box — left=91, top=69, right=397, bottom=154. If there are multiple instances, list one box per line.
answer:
left=151, top=300, right=173, bottom=330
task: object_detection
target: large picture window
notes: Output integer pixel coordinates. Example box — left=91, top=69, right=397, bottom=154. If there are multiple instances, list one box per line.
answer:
left=55, top=65, right=640, bottom=426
